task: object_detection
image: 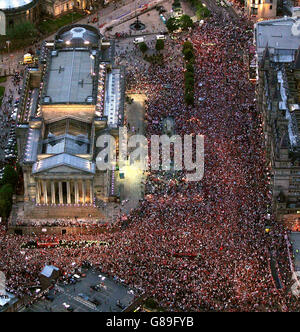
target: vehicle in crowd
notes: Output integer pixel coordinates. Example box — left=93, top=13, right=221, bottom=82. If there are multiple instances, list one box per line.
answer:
left=133, top=37, right=145, bottom=44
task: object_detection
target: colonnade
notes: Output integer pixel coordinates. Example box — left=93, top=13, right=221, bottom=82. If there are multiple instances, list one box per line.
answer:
left=36, top=179, right=93, bottom=205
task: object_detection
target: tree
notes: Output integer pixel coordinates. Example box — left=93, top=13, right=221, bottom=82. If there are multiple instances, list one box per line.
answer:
left=183, top=48, right=194, bottom=62
left=180, top=15, right=194, bottom=30
left=139, top=42, right=148, bottom=54
left=7, top=21, right=38, bottom=40
left=184, top=70, right=194, bottom=81
left=173, top=0, right=181, bottom=9
left=183, top=41, right=193, bottom=52
left=186, top=62, right=194, bottom=73
left=156, top=39, right=165, bottom=52
left=0, top=184, right=14, bottom=221
left=166, top=17, right=180, bottom=33
left=196, top=6, right=211, bottom=19
left=1, top=165, right=18, bottom=188
left=185, top=92, right=194, bottom=106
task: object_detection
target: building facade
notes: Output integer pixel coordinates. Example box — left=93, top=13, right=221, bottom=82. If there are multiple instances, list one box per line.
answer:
left=16, top=25, right=124, bottom=221
left=256, top=17, right=300, bottom=224
left=0, top=0, right=40, bottom=28
left=245, top=0, right=277, bottom=19
left=42, top=0, right=97, bottom=17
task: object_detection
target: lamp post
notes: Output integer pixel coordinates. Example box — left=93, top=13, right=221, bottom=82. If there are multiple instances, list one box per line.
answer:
left=71, top=1, right=74, bottom=23
left=90, top=54, right=95, bottom=77
left=6, top=40, right=11, bottom=74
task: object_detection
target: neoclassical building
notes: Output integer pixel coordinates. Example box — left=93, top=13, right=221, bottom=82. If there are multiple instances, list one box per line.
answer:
left=0, top=0, right=40, bottom=28
left=16, top=25, right=124, bottom=221
left=42, top=0, right=96, bottom=17
left=245, top=0, right=277, bottom=19
left=256, top=18, right=300, bottom=223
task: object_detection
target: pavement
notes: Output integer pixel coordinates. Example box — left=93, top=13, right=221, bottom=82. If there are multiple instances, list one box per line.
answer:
left=118, top=94, right=147, bottom=214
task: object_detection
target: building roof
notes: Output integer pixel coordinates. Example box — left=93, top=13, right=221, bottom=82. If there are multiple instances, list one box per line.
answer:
left=104, top=68, right=123, bottom=128
left=44, top=50, right=95, bottom=104
left=256, top=17, right=300, bottom=61
left=0, top=292, right=17, bottom=310
left=58, top=26, right=100, bottom=46
left=32, top=153, right=96, bottom=174
left=0, top=0, right=36, bottom=10
left=41, top=265, right=59, bottom=278
left=24, top=128, right=40, bottom=163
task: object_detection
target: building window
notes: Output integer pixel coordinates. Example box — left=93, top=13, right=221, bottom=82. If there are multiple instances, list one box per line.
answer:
left=251, top=7, right=258, bottom=15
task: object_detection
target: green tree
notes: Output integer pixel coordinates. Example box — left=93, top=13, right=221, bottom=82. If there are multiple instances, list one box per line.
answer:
left=7, top=21, right=38, bottom=40
left=185, top=92, right=194, bottom=106
left=183, top=48, right=195, bottom=62
left=156, top=39, right=165, bottom=52
left=186, top=62, right=194, bottom=73
left=166, top=17, right=180, bottom=33
left=180, top=15, right=194, bottom=30
left=0, top=184, right=14, bottom=221
left=1, top=165, right=18, bottom=188
left=172, top=0, right=181, bottom=8
left=196, top=6, right=211, bottom=19
left=139, top=42, right=148, bottom=54
left=183, top=41, right=193, bottom=53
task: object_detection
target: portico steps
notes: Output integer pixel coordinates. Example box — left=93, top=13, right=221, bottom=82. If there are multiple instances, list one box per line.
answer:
left=24, top=204, right=104, bottom=219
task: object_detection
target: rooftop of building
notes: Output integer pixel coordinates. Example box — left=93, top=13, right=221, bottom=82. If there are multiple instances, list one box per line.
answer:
left=256, top=17, right=300, bottom=61
left=0, top=0, right=37, bottom=11
left=43, top=49, right=96, bottom=104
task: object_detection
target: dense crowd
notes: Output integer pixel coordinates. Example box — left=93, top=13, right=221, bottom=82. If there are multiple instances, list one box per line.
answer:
left=1, top=11, right=300, bottom=311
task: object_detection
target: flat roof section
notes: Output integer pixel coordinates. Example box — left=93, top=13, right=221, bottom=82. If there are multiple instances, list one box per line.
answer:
left=45, top=50, right=94, bottom=104
left=256, top=17, right=300, bottom=61
left=104, top=69, right=122, bottom=128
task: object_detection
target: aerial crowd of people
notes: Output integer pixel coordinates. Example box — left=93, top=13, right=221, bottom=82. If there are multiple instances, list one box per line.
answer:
left=0, top=7, right=300, bottom=312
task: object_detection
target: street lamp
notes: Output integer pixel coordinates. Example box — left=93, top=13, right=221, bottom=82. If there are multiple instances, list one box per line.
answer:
left=90, top=54, right=95, bottom=76
left=71, top=1, right=74, bottom=23
left=6, top=40, right=11, bottom=73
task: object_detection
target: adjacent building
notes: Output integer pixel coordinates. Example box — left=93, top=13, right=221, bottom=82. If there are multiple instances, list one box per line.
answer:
left=15, top=24, right=124, bottom=222
left=256, top=17, right=300, bottom=224
left=0, top=0, right=40, bottom=29
left=42, top=0, right=96, bottom=17
left=245, top=0, right=277, bottom=19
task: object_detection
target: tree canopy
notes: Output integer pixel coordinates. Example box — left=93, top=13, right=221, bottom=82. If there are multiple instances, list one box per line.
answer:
left=156, top=39, right=165, bottom=52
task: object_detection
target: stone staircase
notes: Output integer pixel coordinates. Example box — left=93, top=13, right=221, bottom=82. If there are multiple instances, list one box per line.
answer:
left=24, top=204, right=104, bottom=219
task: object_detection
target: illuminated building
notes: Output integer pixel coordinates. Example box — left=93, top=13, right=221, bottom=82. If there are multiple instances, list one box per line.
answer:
left=0, top=0, right=40, bottom=28
left=14, top=25, right=124, bottom=224
left=245, top=0, right=277, bottom=19
left=256, top=17, right=300, bottom=222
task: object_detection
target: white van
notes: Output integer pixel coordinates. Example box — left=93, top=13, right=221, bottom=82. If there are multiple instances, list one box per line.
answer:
left=156, top=35, right=166, bottom=40
left=133, top=37, right=145, bottom=44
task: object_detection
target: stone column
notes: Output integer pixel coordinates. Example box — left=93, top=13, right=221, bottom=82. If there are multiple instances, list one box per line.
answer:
left=82, top=181, right=86, bottom=204
left=36, top=181, right=41, bottom=204
left=24, top=172, right=29, bottom=202
left=67, top=181, right=71, bottom=204
left=90, top=181, right=93, bottom=204
left=51, top=181, right=56, bottom=205
left=59, top=181, right=63, bottom=204
left=42, top=180, right=48, bottom=205
left=75, top=181, right=79, bottom=204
